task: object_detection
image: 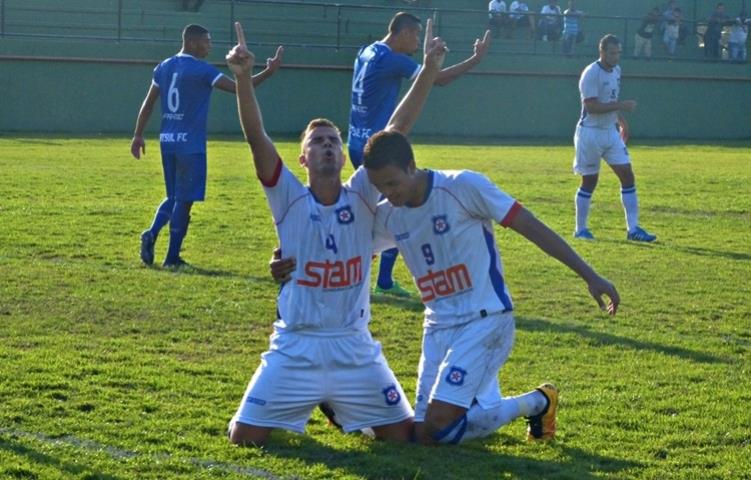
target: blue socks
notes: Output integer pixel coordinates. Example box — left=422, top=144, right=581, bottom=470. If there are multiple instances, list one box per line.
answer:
left=377, top=248, right=399, bottom=289
left=164, top=200, right=192, bottom=264
left=148, top=197, right=174, bottom=238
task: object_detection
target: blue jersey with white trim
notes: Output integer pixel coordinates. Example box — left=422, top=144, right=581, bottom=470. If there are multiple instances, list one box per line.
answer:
left=374, top=170, right=519, bottom=328
left=347, top=42, right=420, bottom=156
left=153, top=53, right=223, bottom=154
left=264, top=164, right=381, bottom=333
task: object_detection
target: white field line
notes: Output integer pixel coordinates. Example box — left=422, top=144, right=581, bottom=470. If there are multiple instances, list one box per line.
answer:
left=0, top=428, right=289, bottom=479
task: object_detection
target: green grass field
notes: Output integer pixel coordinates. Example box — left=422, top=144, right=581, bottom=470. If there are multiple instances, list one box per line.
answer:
left=1, top=136, right=749, bottom=480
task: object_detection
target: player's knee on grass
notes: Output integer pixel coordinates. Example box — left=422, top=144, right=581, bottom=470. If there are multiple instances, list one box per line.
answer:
left=371, top=418, right=413, bottom=442
left=228, top=421, right=272, bottom=447
left=419, top=401, right=468, bottom=445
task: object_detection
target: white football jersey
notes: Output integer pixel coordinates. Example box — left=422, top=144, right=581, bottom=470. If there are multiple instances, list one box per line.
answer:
left=264, top=162, right=380, bottom=332
left=578, top=61, right=621, bottom=129
left=374, top=170, right=520, bottom=328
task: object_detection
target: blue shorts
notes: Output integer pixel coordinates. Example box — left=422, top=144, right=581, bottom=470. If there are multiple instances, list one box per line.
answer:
left=161, top=151, right=207, bottom=202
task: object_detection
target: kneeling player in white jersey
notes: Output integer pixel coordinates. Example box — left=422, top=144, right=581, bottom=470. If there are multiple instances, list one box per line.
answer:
left=361, top=127, right=620, bottom=445
left=225, top=21, right=448, bottom=446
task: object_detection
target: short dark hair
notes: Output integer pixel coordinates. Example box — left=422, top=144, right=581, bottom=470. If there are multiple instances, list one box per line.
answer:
left=363, top=130, right=414, bottom=171
left=388, top=12, right=421, bottom=34
left=599, top=34, right=620, bottom=51
left=300, top=118, right=341, bottom=147
left=182, top=24, right=209, bottom=43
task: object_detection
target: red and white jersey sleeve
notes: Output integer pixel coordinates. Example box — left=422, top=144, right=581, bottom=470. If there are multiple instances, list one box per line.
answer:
left=263, top=164, right=378, bottom=333
left=579, top=61, right=621, bottom=129
left=375, top=170, right=520, bottom=328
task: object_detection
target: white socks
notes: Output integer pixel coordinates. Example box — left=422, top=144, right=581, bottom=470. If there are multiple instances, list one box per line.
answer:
left=577, top=185, right=640, bottom=233
left=620, top=185, right=639, bottom=233
left=575, top=187, right=593, bottom=232
left=457, top=390, right=548, bottom=443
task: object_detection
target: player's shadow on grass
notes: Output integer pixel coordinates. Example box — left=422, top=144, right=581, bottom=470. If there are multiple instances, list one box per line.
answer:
left=0, top=436, right=123, bottom=480
left=371, top=294, right=424, bottom=312
left=665, top=244, right=751, bottom=262
left=154, top=264, right=279, bottom=283
left=517, top=316, right=729, bottom=364
left=257, top=429, right=641, bottom=480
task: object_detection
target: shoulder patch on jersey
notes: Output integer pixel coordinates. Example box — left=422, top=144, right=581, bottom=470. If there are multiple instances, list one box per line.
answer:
left=445, top=366, right=467, bottom=386
left=336, top=205, right=354, bottom=224
left=382, top=385, right=401, bottom=406
left=432, top=215, right=450, bottom=235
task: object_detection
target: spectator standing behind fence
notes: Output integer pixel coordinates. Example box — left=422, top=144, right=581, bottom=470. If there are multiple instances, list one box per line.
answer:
left=705, top=3, right=730, bottom=59
left=634, top=7, right=661, bottom=58
left=509, top=1, right=534, bottom=38
left=562, top=0, right=584, bottom=55
left=661, top=1, right=690, bottom=45
left=663, top=8, right=681, bottom=57
left=488, top=0, right=511, bottom=39
left=728, top=11, right=750, bottom=62
left=538, top=0, right=563, bottom=42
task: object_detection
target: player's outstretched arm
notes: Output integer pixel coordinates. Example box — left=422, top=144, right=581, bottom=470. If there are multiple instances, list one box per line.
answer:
left=215, top=45, right=284, bottom=93
left=252, top=45, right=284, bottom=87
left=130, top=84, right=160, bottom=159
left=434, top=29, right=490, bottom=87
left=386, top=19, right=447, bottom=136
left=227, top=22, right=280, bottom=183
left=508, top=207, right=620, bottom=315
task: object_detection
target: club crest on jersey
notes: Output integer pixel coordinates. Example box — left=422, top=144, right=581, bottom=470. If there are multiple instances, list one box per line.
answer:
left=336, top=206, right=354, bottom=224
left=445, top=366, right=467, bottom=386
left=432, top=215, right=450, bottom=235
left=382, top=385, right=401, bottom=405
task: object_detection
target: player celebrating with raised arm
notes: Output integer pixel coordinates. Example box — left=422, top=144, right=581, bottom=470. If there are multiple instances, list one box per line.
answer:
left=360, top=95, right=620, bottom=446
left=130, top=24, right=282, bottom=268
left=572, top=34, right=656, bottom=242
left=349, top=12, right=491, bottom=298
left=225, top=21, right=448, bottom=446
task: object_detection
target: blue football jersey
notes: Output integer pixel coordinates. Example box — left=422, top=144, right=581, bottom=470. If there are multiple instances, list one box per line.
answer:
left=153, top=53, right=224, bottom=154
left=347, top=42, right=420, bottom=157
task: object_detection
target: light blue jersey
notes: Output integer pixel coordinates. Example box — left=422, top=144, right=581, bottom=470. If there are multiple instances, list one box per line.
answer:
left=153, top=53, right=223, bottom=154
left=347, top=42, right=420, bottom=167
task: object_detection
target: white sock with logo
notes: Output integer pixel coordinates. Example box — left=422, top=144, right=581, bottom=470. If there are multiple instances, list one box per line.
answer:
left=575, top=188, right=593, bottom=232
left=621, top=185, right=639, bottom=233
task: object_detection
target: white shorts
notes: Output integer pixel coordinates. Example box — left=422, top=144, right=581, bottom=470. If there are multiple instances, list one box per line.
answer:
left=414, top=312, right=515, bottom=422
left=573, top=124, right=631, bottom=176
left=231, top=329, right=413, bottom=433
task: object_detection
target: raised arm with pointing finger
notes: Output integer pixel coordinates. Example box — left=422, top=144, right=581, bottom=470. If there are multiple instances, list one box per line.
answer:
left=226, top=22, right=280, bottom=184
left=386, top=19, right=448, bottom=136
